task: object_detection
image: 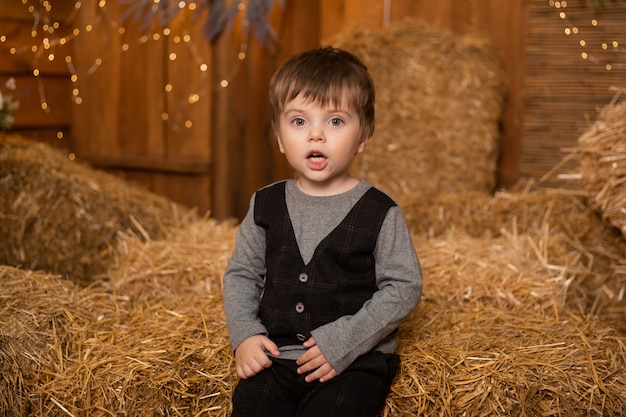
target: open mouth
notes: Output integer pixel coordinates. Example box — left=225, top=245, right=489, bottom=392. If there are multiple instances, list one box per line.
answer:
left=307, top=151, right=326, bottom=161
left=306, top=150, right=328, bottom=170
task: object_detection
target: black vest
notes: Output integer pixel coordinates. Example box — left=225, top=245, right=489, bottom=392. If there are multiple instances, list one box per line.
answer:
left=254, top=181, right=396, bottom=347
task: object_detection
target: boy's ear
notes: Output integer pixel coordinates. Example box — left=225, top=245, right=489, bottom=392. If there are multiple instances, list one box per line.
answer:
left=276, top=134, right=286, bottom=154
left=356, top=136, right=369, bottom=154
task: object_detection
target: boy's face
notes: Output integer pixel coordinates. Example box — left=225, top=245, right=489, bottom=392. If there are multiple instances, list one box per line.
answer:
left=276, top=92, right=368, bottom=195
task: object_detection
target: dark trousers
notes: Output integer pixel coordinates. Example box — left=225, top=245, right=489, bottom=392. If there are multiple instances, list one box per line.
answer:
left=230, top=351, right=399, bottom=417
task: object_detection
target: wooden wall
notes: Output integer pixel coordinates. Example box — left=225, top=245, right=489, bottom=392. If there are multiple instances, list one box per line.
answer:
left=0, top=1, right=74, bottom=147
left=4, top=1, right=623, bottom=221
left=71, top=1, right=214, bottom=216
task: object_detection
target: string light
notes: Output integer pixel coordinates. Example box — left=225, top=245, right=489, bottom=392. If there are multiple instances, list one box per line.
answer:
left=549, top=0, right=624, bottom=71
left=1, top=0, right=255, bottom=133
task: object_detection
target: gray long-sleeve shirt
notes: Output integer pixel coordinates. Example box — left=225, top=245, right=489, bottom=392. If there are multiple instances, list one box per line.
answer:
left=222, top=179, right=422, bottom=374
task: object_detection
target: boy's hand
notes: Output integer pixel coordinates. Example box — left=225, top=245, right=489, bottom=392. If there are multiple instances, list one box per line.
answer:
left=234, top=334, right=280, bottom=379
left=296, top=337, right=337, bottom=383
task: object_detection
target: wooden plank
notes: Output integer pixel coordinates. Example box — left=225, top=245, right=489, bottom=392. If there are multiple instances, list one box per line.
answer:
left=116, top=11, right=165, bottom=159
left=164, top=8, right=212, bottom=161
left=8, top=127, right=72, bottom=149
left=81, top=154, right=211, bottom=175
left=71, top=1, right=165, bottom=160
left=107, top=170, right=212, bottom=214
left=165, top=175, right=211, bottom=213
left=3, top=74, right=72, bottom=127
left=161, top=8, right=214, bottom=216
left=0, top=1, right=77, bottom=22
left=0, top=20, right=73, bottom=74
left=71, top=1, right=122, bottom=157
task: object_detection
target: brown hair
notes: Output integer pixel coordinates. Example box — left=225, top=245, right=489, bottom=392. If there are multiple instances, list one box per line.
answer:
left=269, top=46, right=375, bottom=138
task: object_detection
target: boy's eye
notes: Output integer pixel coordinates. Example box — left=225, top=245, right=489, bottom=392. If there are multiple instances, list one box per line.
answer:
left=330, top=118, right=344, bottom=126
left=292, top=117, right=306, bottom=126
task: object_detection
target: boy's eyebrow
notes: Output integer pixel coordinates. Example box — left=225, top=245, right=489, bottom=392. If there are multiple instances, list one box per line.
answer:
left=283, top=106, right=351, bottom=112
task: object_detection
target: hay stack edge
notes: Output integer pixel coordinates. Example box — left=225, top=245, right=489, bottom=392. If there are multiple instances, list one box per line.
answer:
left=0, top=134, right=196, bottom=286
left=2, top=20, right=626, bottom=417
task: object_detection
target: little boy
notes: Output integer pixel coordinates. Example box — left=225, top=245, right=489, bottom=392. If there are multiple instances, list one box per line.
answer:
left=223, top=46, right=422, bottom=417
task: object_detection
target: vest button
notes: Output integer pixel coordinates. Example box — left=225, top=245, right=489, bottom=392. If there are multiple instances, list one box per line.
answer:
left=296, top=333, right=307, bottom=342
left=298, top=272, right=308, bottom=283
left=295, top=302, right=305, bottom=313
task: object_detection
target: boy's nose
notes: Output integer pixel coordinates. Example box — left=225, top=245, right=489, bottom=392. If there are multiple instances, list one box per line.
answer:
left=308, top=124, right=325, bottom=142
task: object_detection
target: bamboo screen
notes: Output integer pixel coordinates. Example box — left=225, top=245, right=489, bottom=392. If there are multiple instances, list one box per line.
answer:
left=521, top=0, right=626, bottom=185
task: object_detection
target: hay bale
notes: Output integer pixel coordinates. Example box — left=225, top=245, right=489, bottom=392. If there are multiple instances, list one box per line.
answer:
left=391, top=300, right=626, bottom=416
left=109, top=217, right=238, bottom=304
left=404, top=186, right=626, bottom=333
left=403, top=186, right=625, bottom=266
left=31, top=294, right=235, bottom=417
left=0, top=134, right=195, bottom=285
left=390, top=229, right=626, bottom=415
left=330, top=19, right=506, bottom=202
left=412, top=231, right=576, bottom=311
left=575, top=91, right=626, bottom=238
left=0, top=266, right=119, bottom=415
left=0, top=265, right=236, bottom=417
